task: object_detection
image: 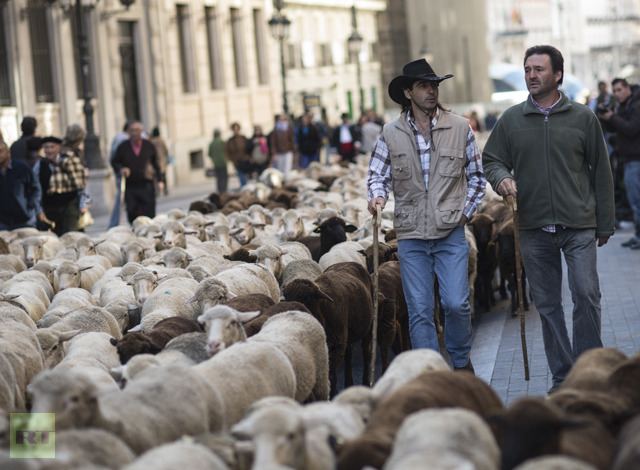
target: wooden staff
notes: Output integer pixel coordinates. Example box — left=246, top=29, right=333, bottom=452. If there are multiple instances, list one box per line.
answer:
left=507, top=195, right=530, bottom=381
left=369, top=204, right=381, bottom=386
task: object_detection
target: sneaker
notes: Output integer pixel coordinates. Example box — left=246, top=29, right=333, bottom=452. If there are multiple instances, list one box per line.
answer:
left=453, top=359, right=475, bottom=375
left=621, top=237, right=638, bottom=247
left=631, top=242, right=640, bottom=250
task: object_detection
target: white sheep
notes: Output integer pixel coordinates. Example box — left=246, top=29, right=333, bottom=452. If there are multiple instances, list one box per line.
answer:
left=383, top=407, right=500, bottom=470
left=0, top=321, right=44, bottom=412
left=213, top=263, right=281, bottom=303
left=0, top=294, right=37, bottom=331
left=139, top=276, right=199, bottom=332
left=281, top=259, right=323, bottom=288
left=371, top=349, right=450, bottom=404
left=56, top=254, right=112, bottom=292
left=318, top=241, right=366, bottom=271
left=199, top=306, right=329, bottom=402
left=20, top=235, right=64, bottom=267
left=0, top=276, right=50, bottom=322
left=252, top=242, right=313, bottom=284
left=122, top=440, right=229, bottom=470
left=193, top=340, right=296, bottom=426
left=28, top=364, right=225, bottom=455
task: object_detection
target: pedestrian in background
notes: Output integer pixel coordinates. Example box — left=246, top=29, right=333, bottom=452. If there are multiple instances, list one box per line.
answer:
left=360, top=113, right=382, bottom=155
left=208, top=128, right=228, bottom=193
left=331, top=112, right=360, bottom=163
left=247, top=125, right=270, bottom=177
left=225, top=122, right=251, bottom=188
left=367, top=58, right=486, bottom=373
left=61, top=123, right=92, bottom=230
left=34, top=136, right=87, bottom=236
left=483, top=45, right=615, bottom=394
left=108, top=122, right=130, bottom=228
left=0, top=140, right=41, bottom=231
left=150, top=126, right=170, bottom=196
left=269, top=113, right=296, bottom=177
left=598, top=78, right=640, bottom=249
left=10, top=116, right=40, bottom=168
left=296, top=113, right=322, bottom=169
left=111, top=121, right=164, bottom=224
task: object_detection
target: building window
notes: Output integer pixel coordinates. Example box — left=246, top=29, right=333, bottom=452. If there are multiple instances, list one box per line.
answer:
left=189, top=149, right=204, bottom=169
left=230, top=8, right=247, bottom=87
left=28, top=0, right=55, bottom=103
left=70, top=6, right=94, bottom=99
left=318, top=43, right=332, bottom=67
left=286, top=43, right=300, bottom=70
left=176, top=4, right=197, bottom=93
left=252, top=9, right=268, bottom=85
left=205, top=6, right=223, bottom=90
left=0, top=6, right=12, bottom=106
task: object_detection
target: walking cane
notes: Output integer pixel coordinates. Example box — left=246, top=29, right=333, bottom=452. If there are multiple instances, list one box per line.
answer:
left=369, top=204, right=382, bottom=386
left=507, top=195, right=530, bottom=381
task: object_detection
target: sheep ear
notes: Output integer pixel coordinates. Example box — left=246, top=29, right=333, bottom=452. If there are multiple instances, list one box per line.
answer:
left=153, top=232, right=163, bottom=239
left=79, top=266, right=93, bottom=272
left=280, top=248, right=289, bottom=256
left=315, top=288, right=334, bottom=303
left=313, top=226, right=322, bottom=233
left=185, top=228, right=199, bottom=235
left=253, top=223, right=266, bottom=229
left=110, top=365, right=123, bottom=381
left=58, top=329, right=82, bottom=343
left=185, top=295, right=198, bottom=304
left=237, top=310, right=261, bottom=324
left=226, top=291, right=237, bottom=299
left=345, top=224, right=358, bottom=233
left=230, top=227, right=243, bottom=236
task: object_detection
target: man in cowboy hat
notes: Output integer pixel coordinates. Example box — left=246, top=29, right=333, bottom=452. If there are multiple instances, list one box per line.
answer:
left=367, top=58, right=486, bottom=372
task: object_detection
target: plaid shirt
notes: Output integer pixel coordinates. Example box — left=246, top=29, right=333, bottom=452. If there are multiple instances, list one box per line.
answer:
left=367, top=109, right=486, bottom=219
left=33, top=153, right=88, bottom=215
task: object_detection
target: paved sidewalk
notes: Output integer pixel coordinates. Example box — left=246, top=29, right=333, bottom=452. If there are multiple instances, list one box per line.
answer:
left=472, top=221, right=640, bottom=405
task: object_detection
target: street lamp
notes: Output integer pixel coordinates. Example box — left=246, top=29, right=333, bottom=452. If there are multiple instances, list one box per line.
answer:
left=49, top=0, right=135, bottom=169
left=347, top=6, right=364, bottom=115
left=269, top=3, right=291, bottom=115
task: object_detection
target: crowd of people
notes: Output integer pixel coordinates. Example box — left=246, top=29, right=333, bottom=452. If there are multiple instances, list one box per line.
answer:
left=206, top=109, right=384, bottom=192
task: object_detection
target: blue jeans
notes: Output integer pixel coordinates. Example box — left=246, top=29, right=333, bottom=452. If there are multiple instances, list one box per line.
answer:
left=237, top=171, right=247, bottom=187
left=299, top=153, right=319, bottom=169
left=108, top=173, right=122, bottom=229
left=518, top=228, right=602, bottom=386
left=397, top=226, right=472, bottom=367
left=624, top=161, right=640, bottom=239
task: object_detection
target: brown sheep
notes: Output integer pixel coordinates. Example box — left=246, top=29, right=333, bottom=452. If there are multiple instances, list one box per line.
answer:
left=336, top=370, right=504, bottom=470
left=467, top=212, right=499, bottom=312
left=110, top=317, right=202, bottom=364
left=283, top=261, right=373, bottom=398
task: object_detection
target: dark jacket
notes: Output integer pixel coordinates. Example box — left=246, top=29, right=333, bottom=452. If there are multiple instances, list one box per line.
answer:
left=296, top=124, right=322, bottom=156
left=111, top=139, right=163, bottom=187
left=483, top=94, right=615, bottom=237
left=0, top=159, right=41, bottom=226
left=608, top=84, right=640, bottom=162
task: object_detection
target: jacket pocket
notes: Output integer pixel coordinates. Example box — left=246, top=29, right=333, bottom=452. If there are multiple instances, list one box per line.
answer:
left=438, top=149, right=464, bottom=177
left=393, top=199, right=416, bottom=230
left=391, top=153, right=412, bottom=180
left=436, top=197, right=463, bottom=229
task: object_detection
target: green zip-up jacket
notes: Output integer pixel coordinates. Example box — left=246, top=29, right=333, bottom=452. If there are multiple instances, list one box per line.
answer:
left=482, top=94, right=615, bottom=237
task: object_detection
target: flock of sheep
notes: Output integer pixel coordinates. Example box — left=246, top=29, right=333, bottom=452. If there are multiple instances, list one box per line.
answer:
left=1, top=159, right=639, bottom=470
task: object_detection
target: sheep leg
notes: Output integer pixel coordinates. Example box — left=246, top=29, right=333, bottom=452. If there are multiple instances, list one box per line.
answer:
left=328, top=345, right=344, bottom=398
left=343, top=343, right=354, bottom=388
left=360, top=330, right=372, bottom=386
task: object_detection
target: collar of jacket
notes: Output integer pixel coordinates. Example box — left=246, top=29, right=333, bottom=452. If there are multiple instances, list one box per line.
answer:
left=522, top=92, right=572, bottom=116
left=394, top=109, right=455, bottom=136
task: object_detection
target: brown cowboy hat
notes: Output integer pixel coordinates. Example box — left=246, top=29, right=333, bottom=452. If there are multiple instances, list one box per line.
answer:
left=388, top=59, right=454, bottom=104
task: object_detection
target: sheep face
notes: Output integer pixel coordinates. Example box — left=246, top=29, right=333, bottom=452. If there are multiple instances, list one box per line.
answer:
left=121, top=243, right=145, bottom=264
left=21, top=237, right=45, bottom=268
left=158, top=221, right=187, bottom=249
left=130, top=271, right=158, bottom=307
left=198, top=306, right=259, bottom=356
left=57, top=262, right=91, bottom=291
left=75, top=239, right=96, bottom=257
left=279, top=210, right=306, bottom=241
left=28, top=370, right=99, bottom=430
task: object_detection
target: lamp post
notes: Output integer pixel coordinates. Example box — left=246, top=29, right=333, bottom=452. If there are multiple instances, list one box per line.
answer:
left=269, top=1, right=291, bottom=115
left=50, top=0, right=135, bottom=169
left=347, top=6, right=364, bottom=115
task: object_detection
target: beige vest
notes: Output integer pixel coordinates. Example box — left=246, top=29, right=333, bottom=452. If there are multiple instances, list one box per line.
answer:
left=384, top=110, right=469, bottom=240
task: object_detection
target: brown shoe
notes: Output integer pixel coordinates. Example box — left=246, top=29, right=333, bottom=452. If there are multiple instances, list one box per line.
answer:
left=453, top=359, right=475, bottom=375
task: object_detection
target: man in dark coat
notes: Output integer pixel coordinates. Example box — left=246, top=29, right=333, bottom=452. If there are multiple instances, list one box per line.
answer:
left=0, top=140, right=41, bottom=230
left=111, top=121, right=164, bottom=224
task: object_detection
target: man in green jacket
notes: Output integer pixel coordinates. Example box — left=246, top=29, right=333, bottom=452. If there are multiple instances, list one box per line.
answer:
left=483, top=45, right=615, bottom=394
left=208, top=128, right=228, bottom=193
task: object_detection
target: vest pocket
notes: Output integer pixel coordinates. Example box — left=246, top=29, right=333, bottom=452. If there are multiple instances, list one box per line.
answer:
left=391, top=154, right=412, bottom=180
left=393, top=199, right=416, bottom=229
left=436, top=197, right=463, bottom=228
left=438, top=150, right=464, bottom=177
